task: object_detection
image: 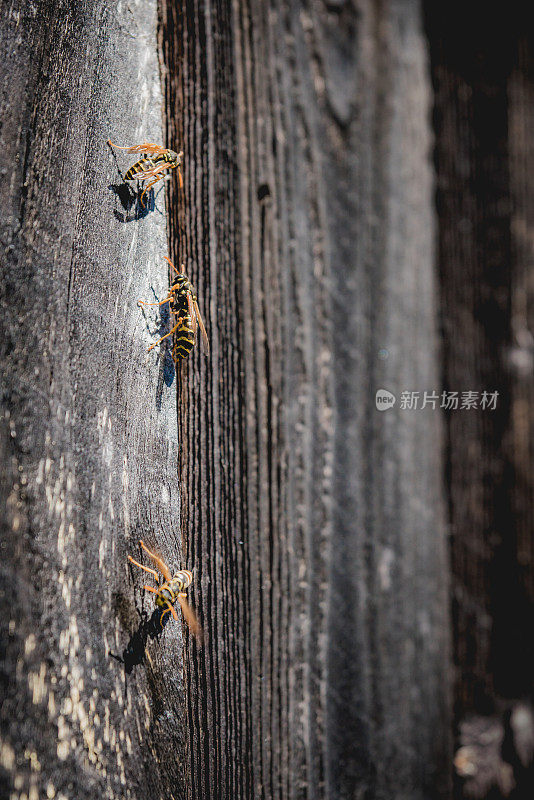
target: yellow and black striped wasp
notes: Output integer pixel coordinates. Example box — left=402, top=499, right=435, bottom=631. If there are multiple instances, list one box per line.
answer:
left=138, top=257, right=209, bottom=363
left=107, top=140, right=183, bottom=207
left=128, top=540, right=202, bottom=641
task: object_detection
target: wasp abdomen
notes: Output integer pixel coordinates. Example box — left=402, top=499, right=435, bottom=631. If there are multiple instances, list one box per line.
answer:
left=168, top=276, right=197, bottom=361
left=124, top=157, right=154, bottom=181
left=173, top=319, right=195, bottom=361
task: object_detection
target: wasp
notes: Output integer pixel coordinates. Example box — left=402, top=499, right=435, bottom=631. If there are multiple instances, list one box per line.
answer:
left=128, top=540, right=202, bottom=640
left=138, top=257, right=209, bottom=362
left=107, top=140, right=183, bottom=206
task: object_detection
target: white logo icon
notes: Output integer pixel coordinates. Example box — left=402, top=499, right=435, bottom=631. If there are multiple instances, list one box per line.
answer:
left=375, top=389, right=396, bottom=411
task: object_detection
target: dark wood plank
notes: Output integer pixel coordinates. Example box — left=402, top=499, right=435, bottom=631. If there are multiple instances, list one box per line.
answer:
left=425, top=2, right=514, bottom=720
left=160, top=1, right=451, bottom=798
left=507, top=28, right=534, bottom=703
left=425, top=5, right=534, bottom=728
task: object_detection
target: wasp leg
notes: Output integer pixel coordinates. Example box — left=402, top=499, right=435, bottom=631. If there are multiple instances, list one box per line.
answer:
left=139, top=175, right=165, bottom=207
left=107, top=139, right=131, bottom=150
left=147, top=320, right=184, bottom=353
left=127, top=555, right=159, bottom=583
left=138, top=161, right=175, bottom=205
left=139, top=541, right=172, bottom=582
left=137, top=292, right=175, bottom=308
left=160, top=602, right=178, bottom=626
left=143, top=585, right=159, bottom=595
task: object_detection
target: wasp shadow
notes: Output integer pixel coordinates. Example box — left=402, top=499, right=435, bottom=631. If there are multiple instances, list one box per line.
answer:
left=156, top=347, right=176, bottom=409
left=108, top=180, right=167, bottom=221
left=137, top=288, right=176, bottom=404
left=108, top=182, right=154, bottom=221
left=110, top=606, right=173, bottom=674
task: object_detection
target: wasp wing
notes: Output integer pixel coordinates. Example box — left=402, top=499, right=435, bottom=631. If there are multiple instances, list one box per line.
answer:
left=177, top=595, right=203, bottom=644
left=192, top=299, right=210, bottom=355
left=108, top=140, right=168, bottom=155
left=128, top=161, right=171, bottom=181
left=186, top=292, right=197, bottom=337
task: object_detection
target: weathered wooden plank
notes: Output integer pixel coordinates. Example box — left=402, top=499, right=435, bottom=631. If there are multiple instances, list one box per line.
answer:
left=0, top=2, right=188, bottom=799
left=507, top=28, right=534, bottom=703
left=425, top=5, right=515, bottom=721
left=1, top=1, right=452, bottom=798
left=426, top=5, right=534, bottom=729
left=160, top=1, right=451, bottom=798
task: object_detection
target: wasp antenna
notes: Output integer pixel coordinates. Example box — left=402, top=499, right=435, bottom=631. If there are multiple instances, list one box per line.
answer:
left=127, top=555, right=159, bottom=582
left=163, top=256, right=180, bottom=275
left=139, top=541, right=172, bottom=582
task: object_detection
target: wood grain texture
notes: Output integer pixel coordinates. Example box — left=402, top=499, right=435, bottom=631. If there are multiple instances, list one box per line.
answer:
left=426, top=3, right=514, bottom=721
left=425, top=6, right=534, bottom=735
left=159, top=1, right=451, bottom=798
left=0, top=2, right=189, bottom=799
left=508, top=28, right=534, bottom=703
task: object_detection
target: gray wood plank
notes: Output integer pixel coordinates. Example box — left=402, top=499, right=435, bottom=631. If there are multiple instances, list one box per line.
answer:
left=0, top=2, right=188, bottom=799
left=426, top=6, right=534, bottom=797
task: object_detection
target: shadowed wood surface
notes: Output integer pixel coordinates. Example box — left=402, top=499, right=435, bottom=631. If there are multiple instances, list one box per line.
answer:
left=508, top=27, right=534, bottom=709
left=0, top=2, right=190, bottom=799
left=426, top=6, right=534, bottom=798
left=426, top=4, right=534, bottom=719
left=160, top=1, right=451, bottom=798
left=426, top=3, right=514, bottom=720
